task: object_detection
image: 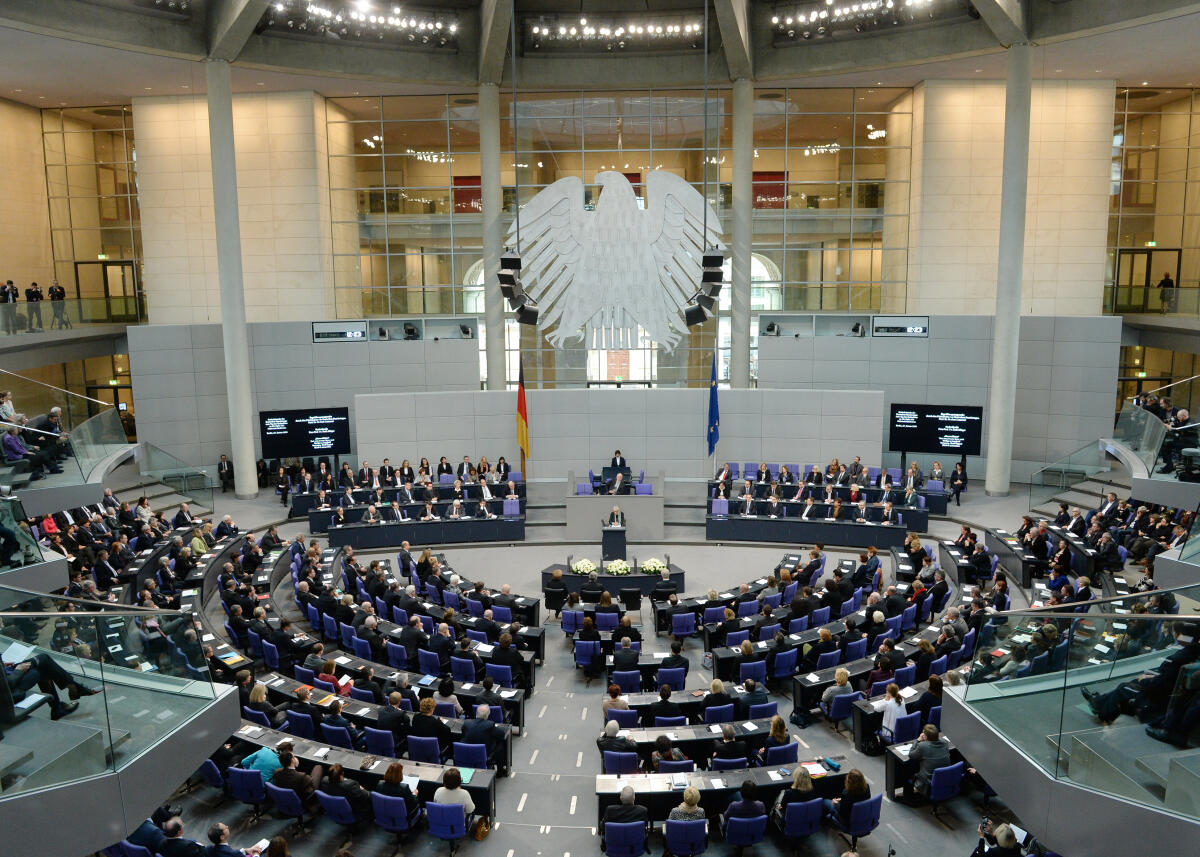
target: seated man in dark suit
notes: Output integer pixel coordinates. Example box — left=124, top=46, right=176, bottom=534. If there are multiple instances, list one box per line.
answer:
left=204, top=822, right=259, bottom=857
left=649, top=570, right=676, bottom=604
left=660, top=640, right=689, bottom=676
left=602, top=786, right=649, bottom=834
left=713, top=723, right=748, bottom=762
left=490, top=633, right=529, bottom=689
left=321, top=763, right=374, bottom=821
left=648, top=685, right=682, bottom=723
left=612, top=637, right=640, bottom=671
left=157, top=817, right=205, bottom=857
left=901, top=724, right=953, bottom=802
left=608, top=472, right=631, bottom=495
left=597, top=719, right=639, bottom=754
left=462, top=704, right=506, bottom=772
left=580, top=572, right=605, bottom=603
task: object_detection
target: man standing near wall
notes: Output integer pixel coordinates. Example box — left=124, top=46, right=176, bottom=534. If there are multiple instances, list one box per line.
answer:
left=1158, top=271, right=1177, bottom=314
left=0, top=281, right=17, bottom=334
left=24, top=282, right=43, bottom=331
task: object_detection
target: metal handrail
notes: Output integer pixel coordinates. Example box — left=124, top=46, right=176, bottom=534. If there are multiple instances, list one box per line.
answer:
left=0, top=419, right=60, bottom=437
left=0, top=367, right=109, bottom=405
left=1126, top=371, right=1200, bottom=400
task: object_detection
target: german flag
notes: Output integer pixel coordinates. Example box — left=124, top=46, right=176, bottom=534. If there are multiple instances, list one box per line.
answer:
left=516, top=354, right=530, bottom=476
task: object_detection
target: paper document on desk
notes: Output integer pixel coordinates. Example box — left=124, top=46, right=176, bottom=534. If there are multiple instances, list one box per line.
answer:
left=708, top=724, right=722, bottom=734
left=805, top=673, right=820, bottom=682
left=802, top=762, right=826, bottom=776
left=335, top=656, right=352, bottom=665
left=3, top=641, right=34, bottom=663
left=767, top=769, right=784, bottom=782
left=710, top=778, right=725, bottom=789
left=742, top=721, right=758, bottom=732
left=402, top=775, right=421, bottom=792
left=899, top=686, right=918, bottom=699
left=476, top=644, right=494, bottom=653
left=894, top=744, right=912, bottom=760
left=871, top=699, right=888, bottom=712
left=313, top=747, right=330, bottom=758
left=500, top=690, right=517, bottom=699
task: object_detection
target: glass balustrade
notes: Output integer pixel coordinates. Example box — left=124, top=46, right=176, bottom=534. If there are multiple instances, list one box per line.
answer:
left=1027, top=441, right=1116, bottom=515
left=131, top=443, right=214, bottom=519
left=959, top=583, right=1200, bottom=821
left=0, top=296, right=144, bottom=339
left=0, top=585, right=214, bottom=797
left=0, top=496, right=43, bottom=574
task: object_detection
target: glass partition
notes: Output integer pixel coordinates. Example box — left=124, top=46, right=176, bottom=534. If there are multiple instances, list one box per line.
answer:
left=131, top=443, right=213, bottom=520
left=0, top=586, right=214, bottom=796
left=0, top=496, right=43, bottom=572
left=1114, top=399, right=1170, bottom=473
left=0, top=420, right=88, bottom=487
left=959, top=583, right=1200, bottom=820
left=1027, top=440, right=1115, bottom=515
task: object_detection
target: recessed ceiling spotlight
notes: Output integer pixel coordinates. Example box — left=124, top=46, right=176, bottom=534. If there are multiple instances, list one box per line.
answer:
left=1142, top=81, right=1149, bottom=86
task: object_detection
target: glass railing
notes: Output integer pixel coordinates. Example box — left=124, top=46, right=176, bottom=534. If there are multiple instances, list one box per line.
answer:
left=0, top=585, right=215, bottom=797
left=959, top=583, right=1200, bottom=821
left=1027, top=440, right=1115, bottom=515
left=0, top=419, right=88, bottom=487
left=1104, top=283, right=1200, bottom=318
left=1114, top=398, right=1171, bottom=473
left=131, top=443, right=214, bottom=518
left=0, top=295, right=144, bottom=338
left=0, top=496, right=43, bottom=573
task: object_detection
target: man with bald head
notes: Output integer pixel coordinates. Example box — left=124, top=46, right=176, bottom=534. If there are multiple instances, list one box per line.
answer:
left=430, top=621, right=455, bottom=669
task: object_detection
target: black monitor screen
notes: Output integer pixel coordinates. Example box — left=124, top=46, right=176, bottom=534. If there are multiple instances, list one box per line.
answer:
left=888, top=404, right=983, bottom=457
left=259, top=408, right=351, bottom=459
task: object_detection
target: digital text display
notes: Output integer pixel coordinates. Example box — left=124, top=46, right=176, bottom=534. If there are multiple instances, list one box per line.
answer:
left=888, top=404, right=983, bottom=456
left=259, top=408, right=351, bottom=459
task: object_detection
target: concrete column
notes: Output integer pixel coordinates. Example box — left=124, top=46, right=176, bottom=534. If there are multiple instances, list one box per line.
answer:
left=729, top=78, right=754, bottom=389
left=205, top=59, right=257, bottom=499
left=984, top=43, right=1033, bottom=496
left=479, top=82, right=507, bottom=390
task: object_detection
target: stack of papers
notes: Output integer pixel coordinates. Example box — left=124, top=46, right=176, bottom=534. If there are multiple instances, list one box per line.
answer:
left=802, top=762, right=826, bottom=777
left=899, top=686, right=919, bottom=699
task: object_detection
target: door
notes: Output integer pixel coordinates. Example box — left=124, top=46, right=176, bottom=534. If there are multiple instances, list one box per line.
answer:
left=1112, top=249, right=1181, bottom=313
left=73, top=260, right=141, bottom=322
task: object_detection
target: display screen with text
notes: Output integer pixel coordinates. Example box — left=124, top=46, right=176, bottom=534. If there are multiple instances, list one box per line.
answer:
left=888, top=404, right=983, bottom=456
left=260, top=408, right=351, bottom=459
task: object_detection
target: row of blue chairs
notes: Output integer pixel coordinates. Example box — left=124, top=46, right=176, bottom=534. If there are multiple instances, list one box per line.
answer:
left=165, top=762, right=472, bottom=854
left=600, top=791, right=884, bottom=856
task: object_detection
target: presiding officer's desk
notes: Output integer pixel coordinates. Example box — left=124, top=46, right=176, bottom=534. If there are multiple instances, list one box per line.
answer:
left=234, top=720, right=498, bottom=819
left=564, top=496, right=665, bottom=542
left=327, top=515, right=526, bottom=550
left=259, top=671, right=514, bottom=773
left=604, top=716, right=776, bottom=769
left=317, top=650, right=529, bottom=731
left=706, top=514, right=909, bottom=549
left=595, top=759, right=847, bottom=825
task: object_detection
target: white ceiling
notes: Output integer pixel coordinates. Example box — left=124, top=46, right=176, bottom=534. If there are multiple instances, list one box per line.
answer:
left=3, top=10, right=1200, bottom=109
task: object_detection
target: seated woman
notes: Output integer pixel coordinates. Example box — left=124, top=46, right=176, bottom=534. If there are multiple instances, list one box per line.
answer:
left=772, top=769, right=814, bottom=824
left=824, top=767, right=870, bottom=827
left=246, top=682, right=289, bottom=727
left=435, top=678, right=464, bottom=717
left=651, top=735, right=688, bottom=771
left=321, top=763, right=373, bottom=821
left=912, top=638, right=938, bottom=683
left=668, top=786, right=705, bottom=822
left=758, top=715, right=790, bottom=761
left=317, top=658, right=353, bottom=696
left=912, top=673, right=943, bottom=724
left=433, top=767, right=476, bottom=825
left=702, top=678, right=733, bottom=711
left=595, top=591, right=621, bottom=614
left=374, top=761, right=420, bottom=820
left=878, top=683, right=905, bottom=740
left=861, top=654, right=894, bottom=693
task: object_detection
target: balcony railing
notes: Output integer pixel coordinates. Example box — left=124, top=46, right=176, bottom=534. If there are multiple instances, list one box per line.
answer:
left=959, top=582, right=1200, bottom=822
left=0, top=585, right=216, bottom=797
left=0, top=296, right=145, bottom=339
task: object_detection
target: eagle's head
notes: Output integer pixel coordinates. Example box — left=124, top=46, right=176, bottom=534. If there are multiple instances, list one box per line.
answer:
left=594, top=171, right=638, bottom=209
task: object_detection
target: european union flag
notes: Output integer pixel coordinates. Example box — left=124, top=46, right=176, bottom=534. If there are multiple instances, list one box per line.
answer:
left=707, top=353, right=720, bottom=457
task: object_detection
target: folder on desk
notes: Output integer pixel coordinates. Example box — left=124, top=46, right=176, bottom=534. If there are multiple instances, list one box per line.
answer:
left=458, top=767, right=475, bottom=784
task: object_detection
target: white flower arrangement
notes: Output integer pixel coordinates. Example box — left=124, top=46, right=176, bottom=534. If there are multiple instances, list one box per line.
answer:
left=606, top=559, right=631, bottom=575
left=571, top=558, right=597, bottom=575
left=641, top=558, right=667, bottom=574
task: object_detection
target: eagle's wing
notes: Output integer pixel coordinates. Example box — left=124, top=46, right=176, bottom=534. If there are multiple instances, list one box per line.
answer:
left=643, top=171, right=725, bottom=316
left=507, top=176, right=589, bottom=345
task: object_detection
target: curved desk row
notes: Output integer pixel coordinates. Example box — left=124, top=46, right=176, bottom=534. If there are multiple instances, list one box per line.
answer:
left=709, top=480, right=949, bottom=514
left=291, top=482, right=526, bottom=517
left=327, top=517, right=526, bottom=550
left=540, top=564, right=686, bottom=598
left=234, top=720, right=498, bottom=819
left=310, top=500, right=527, bottom=534
left=595, top=759, right=847, bottom=825
left=706, top=516, right=909, bottom=549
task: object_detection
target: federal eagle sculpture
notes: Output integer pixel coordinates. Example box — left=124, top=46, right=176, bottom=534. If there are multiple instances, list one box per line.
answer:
left=507, top=170, right=724, bottom=351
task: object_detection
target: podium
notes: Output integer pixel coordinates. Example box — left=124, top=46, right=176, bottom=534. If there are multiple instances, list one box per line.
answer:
left=602, top=524, right=627, bottom=561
